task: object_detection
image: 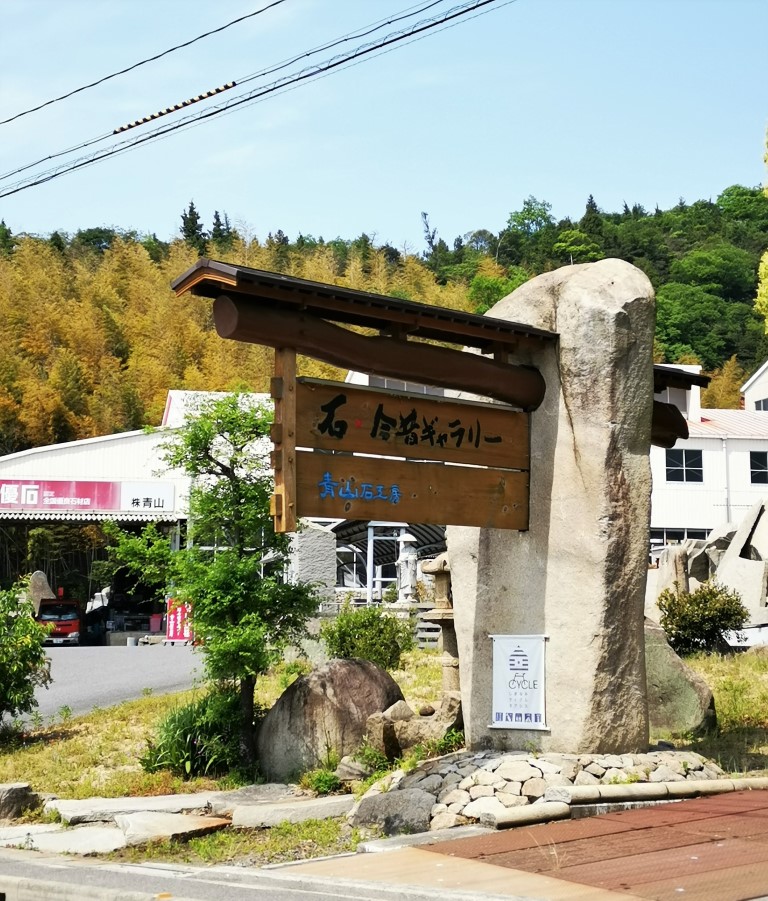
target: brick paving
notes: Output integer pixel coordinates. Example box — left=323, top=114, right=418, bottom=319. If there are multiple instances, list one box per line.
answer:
left=424, top=789, right=768, bottom=900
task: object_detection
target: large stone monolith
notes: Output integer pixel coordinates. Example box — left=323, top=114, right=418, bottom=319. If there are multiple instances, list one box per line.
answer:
left=448, top=259, right=654, bottom=753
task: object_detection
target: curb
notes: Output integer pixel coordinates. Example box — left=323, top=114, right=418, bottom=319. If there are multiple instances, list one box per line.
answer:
left=481, top=776, right=768, bottom=829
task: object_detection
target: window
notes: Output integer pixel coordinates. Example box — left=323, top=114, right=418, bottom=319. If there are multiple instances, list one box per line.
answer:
left=751, top=451, right=768, bottom=484
left=755, top=399, right=768, bottom=411
left=665, top=449, right=703, bottom=483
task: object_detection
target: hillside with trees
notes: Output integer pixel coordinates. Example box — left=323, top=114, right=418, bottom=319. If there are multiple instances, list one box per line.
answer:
left=0, top=184, right=767, bottom=454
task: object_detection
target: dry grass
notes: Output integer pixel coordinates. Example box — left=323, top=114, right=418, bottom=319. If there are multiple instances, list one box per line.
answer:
left=0, top=690, right=229, bottom=800
left=0, top=651, right=444, bottom=802
left=391, top=648, right=443, bottom=710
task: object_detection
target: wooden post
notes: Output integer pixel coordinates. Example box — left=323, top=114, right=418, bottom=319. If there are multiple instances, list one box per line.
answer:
left=270, top=348, right=297, bottom=532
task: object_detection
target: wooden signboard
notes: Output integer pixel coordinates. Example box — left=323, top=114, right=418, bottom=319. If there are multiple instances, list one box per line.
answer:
left=295, top=379, right=529, bottom=469
left=296, top=452, right=528, bottom=529
left=272, top=376, right=529, bottom=532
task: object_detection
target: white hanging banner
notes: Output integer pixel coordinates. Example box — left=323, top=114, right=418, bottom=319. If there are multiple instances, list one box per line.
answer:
left=489, top=634, right=548, bottom=730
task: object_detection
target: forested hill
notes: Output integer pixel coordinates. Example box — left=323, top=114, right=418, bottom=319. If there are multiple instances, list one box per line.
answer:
left=0, top=185, right=767, bottom=455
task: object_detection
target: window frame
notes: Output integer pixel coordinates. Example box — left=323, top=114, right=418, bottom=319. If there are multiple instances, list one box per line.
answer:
left=665, top=448, right=703, bottom=483
left=751, top=450, right=768, bottom=484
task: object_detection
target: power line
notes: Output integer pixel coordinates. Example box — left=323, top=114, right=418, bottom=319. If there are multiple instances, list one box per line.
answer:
left=0, top=0, right=287, bottom=127
left=0, top=0, right=506, bottom=200
left=0, top=0, right=448, bottom=184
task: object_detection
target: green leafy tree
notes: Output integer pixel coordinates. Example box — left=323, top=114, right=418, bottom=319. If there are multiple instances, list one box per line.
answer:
left=161, top=394, right=319, bottom=765
left=468, top=270, right=529, bottom=314
left=507, top=196, right=555, bottom=236
left=0, top=581, right=52, bottom=725
left=669, top=243, right=757, bottom=303
left=658, top=580, right=747, bottom=655
left=101, top=521, right=174, bottom=601
left=552, top=228, right=603, bottom=263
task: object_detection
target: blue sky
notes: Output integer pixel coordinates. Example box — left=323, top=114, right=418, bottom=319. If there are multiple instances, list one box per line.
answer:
left=1, top=0, right=766, bottom=252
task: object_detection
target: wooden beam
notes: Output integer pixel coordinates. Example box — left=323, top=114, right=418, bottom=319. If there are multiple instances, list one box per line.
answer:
left=651, top=400, right=689, bottom=448
left=214, top=294, right=547, bottom=411
left=270, top=348, right=297, bottom=532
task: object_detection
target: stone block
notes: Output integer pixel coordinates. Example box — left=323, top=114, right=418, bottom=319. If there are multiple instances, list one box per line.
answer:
left=448, top=260, right=653, bottom=754
left=348, top=787, right=435, bottom=836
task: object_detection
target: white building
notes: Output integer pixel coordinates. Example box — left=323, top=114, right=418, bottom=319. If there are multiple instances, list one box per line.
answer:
left=650, top=365, right=768, bottom=547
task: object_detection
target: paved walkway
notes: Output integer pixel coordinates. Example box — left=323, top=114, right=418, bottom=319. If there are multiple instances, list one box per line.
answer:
left=289, top=789, right=768, bottom=900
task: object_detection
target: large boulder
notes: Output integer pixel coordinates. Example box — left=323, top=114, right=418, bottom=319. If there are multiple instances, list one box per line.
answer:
left=645, top=619, right=715, bottom=735
left=256, top=658, right=404, bottom=781
left=448, top=259, right=655, bottom=753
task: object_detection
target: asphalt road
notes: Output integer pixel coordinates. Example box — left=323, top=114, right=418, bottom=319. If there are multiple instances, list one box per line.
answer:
left=32, top=645, right=203, bottom=723
left=0, top=854, right=505, bottom=901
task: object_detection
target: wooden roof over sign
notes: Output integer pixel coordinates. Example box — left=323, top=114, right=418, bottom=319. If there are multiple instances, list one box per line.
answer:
left=172, top=259, right=709, bottom=446
left=171, top=259, right=558, bottom=353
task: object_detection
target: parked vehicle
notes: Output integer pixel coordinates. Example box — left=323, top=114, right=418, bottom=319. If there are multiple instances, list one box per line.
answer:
left=36, top=599, right=82, bottom=646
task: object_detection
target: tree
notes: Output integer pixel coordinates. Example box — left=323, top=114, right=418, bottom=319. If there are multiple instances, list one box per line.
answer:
left=180, top=201, right=208, bottom=255
left=701, top=356, right=747, bottom=409
left=0, top=220, right=14, bottom=257
left=552, top=228, right=603, bottom=263
left=507, top=196, right=555, bottom=236
left=669, top=243, right=757, bottom=303
left=161, top=394, right=319, bottom=764
left=578, top=194, right=604, bottom=240
left=468, top=269, right=529, bottom=314
left=210, top=211, right=235, bottom=254
left=0, top=581, right=52, bottom=725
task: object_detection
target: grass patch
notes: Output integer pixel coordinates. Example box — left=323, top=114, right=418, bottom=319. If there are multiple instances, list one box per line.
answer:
left=391, top=649, right=443, bottom=711
left=107, top=817, right=370, bottom=866
left=662, top=650, right=768, bottom=775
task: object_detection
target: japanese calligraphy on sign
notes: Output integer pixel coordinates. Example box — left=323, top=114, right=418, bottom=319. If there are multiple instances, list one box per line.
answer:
left=269, top=378, right=530, bottom=530
left=296, top=379, right=529, bottom=470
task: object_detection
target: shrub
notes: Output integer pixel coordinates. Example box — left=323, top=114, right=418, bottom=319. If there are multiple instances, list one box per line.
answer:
left=141, top=688, right=257, bottom=778
left=320, top=603, right=414, bottom=670
left=0, top=581, right=51, bottom=727
left=658, top=580, right=748, bottom=655
left=299, top=768, right=342, bottom=795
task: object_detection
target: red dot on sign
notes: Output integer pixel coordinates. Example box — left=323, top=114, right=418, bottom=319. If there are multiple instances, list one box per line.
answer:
left=354, top=419, right=363, bottom=428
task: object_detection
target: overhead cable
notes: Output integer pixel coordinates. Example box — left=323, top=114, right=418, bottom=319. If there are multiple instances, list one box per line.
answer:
left=0, top=0, right=505, bottom=199
left=0, top=0, right=286, bottom=127
left=0, top=0, right=448, bottom=184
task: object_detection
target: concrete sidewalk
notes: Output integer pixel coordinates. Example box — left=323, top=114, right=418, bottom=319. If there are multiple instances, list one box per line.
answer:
left=3, top=783, right=768, bottom=899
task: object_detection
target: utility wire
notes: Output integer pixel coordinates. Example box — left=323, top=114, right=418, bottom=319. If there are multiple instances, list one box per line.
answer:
left=0, top=0, right=287, bottom=127
left=0, top=0, right=448, bottom=184
left=0, top=0, right=504, bottom=199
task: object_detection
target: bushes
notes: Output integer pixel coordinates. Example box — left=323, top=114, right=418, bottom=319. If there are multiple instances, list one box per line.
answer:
left=141, top=688, right=259, bottom=778
left=658, top=580, right=748, bottom=655
left=0, top=581, right=51, bottom=726
left=320, top=603, right=414, bottom=670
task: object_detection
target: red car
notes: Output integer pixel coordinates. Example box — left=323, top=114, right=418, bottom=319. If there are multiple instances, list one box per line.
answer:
left=36, top=599, right=82, bottom=646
